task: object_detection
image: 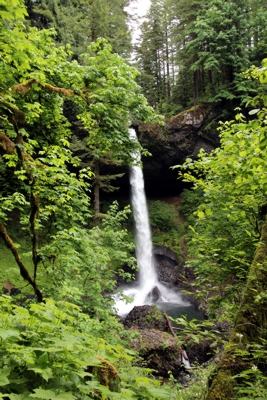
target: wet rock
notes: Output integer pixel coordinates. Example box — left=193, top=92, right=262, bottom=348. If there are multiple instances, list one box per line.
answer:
left=130, top=329, right=182, bottom=377
left=153, top=245, right=185, bottom=284
left=124, top=305, right=167, bottom=331
left=146, top=286, right=161, bottom=302
left=186, top=339, right=215, bottom=365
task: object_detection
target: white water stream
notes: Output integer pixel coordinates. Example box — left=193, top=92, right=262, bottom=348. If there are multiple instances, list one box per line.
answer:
left=114, top=128, right=190, bottom=316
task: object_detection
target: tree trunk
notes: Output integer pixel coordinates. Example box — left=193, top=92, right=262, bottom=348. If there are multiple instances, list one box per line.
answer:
left=165, top=29, right=171, bottom=101
left=0, top=222, right=43, bottom=302
left=206, top=216, right=267, bottom=399
left=193, top=71, right=198, bottom=106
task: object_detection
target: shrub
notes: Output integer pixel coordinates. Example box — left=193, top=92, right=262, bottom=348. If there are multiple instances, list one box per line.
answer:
left=0, top=296, right=172, bottom=399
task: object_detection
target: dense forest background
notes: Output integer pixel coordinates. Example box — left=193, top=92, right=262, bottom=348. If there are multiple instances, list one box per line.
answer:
left=24, top=0, right=267, bottom=115
left=1, top=0, right=267, bottom=399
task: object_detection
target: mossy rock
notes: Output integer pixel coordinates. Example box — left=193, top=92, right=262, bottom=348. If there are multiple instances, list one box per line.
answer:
left=206, top=370, right=235, bottom=400
left=130, top=328, right=182, bottom=377
left=124, top=305, right=167, bottom=331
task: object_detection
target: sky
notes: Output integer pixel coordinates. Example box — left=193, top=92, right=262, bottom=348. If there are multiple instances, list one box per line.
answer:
left=127, top=0, right=151, bottom=42
left=134, top=0, right=151, bottom=17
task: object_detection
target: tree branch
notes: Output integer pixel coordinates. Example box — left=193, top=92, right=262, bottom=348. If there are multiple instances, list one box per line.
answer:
left=163, top=310, right=176, bottom=337
left=0, top=222, right=43, bottom=302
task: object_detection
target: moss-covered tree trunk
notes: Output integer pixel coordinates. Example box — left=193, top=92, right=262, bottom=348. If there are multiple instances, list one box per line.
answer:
left=206, top=216, right=267, bottom=399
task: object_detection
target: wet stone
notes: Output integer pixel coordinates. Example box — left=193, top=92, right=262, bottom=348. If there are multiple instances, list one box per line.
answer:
left=146, top=285, right=161, bottom=302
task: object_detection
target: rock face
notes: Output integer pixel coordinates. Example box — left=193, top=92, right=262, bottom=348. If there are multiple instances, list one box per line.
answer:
left=153, top=245, right=184, bottom=284
left=135, top=105, right=220, bottom=195
left=101, top=104, right=220, bottom=197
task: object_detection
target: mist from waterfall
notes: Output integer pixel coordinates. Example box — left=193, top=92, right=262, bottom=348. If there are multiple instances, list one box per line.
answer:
left=114, top=128, right=189, bottom=316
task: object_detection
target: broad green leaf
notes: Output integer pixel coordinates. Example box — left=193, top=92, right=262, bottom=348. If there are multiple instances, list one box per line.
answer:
left=0, top=375, right=9, bottom=386
left=197, top=210, right=205, bottom=219
left=28, top=367, right=53, bottom=382
left=248, top=108, right=260, bottom=115
left=9, top=394, right=32, bottom=400
left=0, top=328, right=21, bottom=340
left=29, top=389, right=76, bottom=399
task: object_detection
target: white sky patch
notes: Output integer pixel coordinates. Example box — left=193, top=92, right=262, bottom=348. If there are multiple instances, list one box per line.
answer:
left=134, top=0, right=151, bottom=17
left=126, top=0, right=151, bottom=43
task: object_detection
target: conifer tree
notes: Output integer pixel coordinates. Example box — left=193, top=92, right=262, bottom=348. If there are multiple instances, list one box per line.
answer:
left=135, top=0, right=175, bottom=112
left=135, top=0, right=267, bottom=113
left=25, top=0, right=132, bottom=58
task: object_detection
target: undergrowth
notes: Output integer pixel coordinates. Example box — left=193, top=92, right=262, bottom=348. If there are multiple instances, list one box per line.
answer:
left=0, top=296, right=174, bottom=399
left=148, top=200, right=185, bottom=259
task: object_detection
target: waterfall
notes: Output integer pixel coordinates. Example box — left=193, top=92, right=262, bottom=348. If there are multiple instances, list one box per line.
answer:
left=181, top=348, right=191, bottom=369
left=129, top=128, right=157, bottom=294
left=114, top=128, right=189, bottom=316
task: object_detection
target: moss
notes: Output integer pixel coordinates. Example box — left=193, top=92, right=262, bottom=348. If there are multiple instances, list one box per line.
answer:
left=207, top=370, right=235, bottom=400
left=139, top=329, right=175, bottom=349
left=144, top=305, right=164, bottom=322
left=170, top=104, right=210, bottom=125
left=125, top=305, right=167, bottom=330
left=93, top=356, right=121, bottom=392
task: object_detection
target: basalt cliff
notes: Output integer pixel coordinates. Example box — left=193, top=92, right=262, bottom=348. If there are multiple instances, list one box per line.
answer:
left=134, top=104, right=220, bottom=196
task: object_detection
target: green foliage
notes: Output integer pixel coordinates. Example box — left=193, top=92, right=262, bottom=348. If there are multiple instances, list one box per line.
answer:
left=171, top=315, right=225, bottom=349
left=26, top=0, right=132, bottom=59
left=170, top=365, right=213, bottom=400
left=231, top=337, right=267, bottom=399
left=135, top=0, right=173, bottom=112
left=0, top=296, right=172, bottom=399
left=147, top=200, right=185, bottom=257
left=184, top=0, right=250, bottom=104
left=234, top=368, right=267, bottom=399
left=0, top=9, right=175, bottom=398
left=174, top=59, right=267, bottom=320
left=135, top=0, right=267, bottom=114
left=179, top=188, right=204, bottom=226
left=0, top=0, right=159, bottom=309
left=148, top=200, right=178, bottom=231
left=75, top=38, right=160, bottom=168
left=36, top=202, right=136, bottom=318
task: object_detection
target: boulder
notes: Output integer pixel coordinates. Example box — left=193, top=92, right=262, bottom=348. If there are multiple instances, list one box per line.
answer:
left=124, top=305, right=167, bottom=331
left=130, top=329, right=182, bottom=377
left=146, top=285, right=161, bottom=302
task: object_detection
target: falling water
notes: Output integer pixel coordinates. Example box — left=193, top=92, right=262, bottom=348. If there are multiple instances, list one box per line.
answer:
left=129, top=128, right=157, bottom=293
left=114, top=128, right=190, bottom=316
